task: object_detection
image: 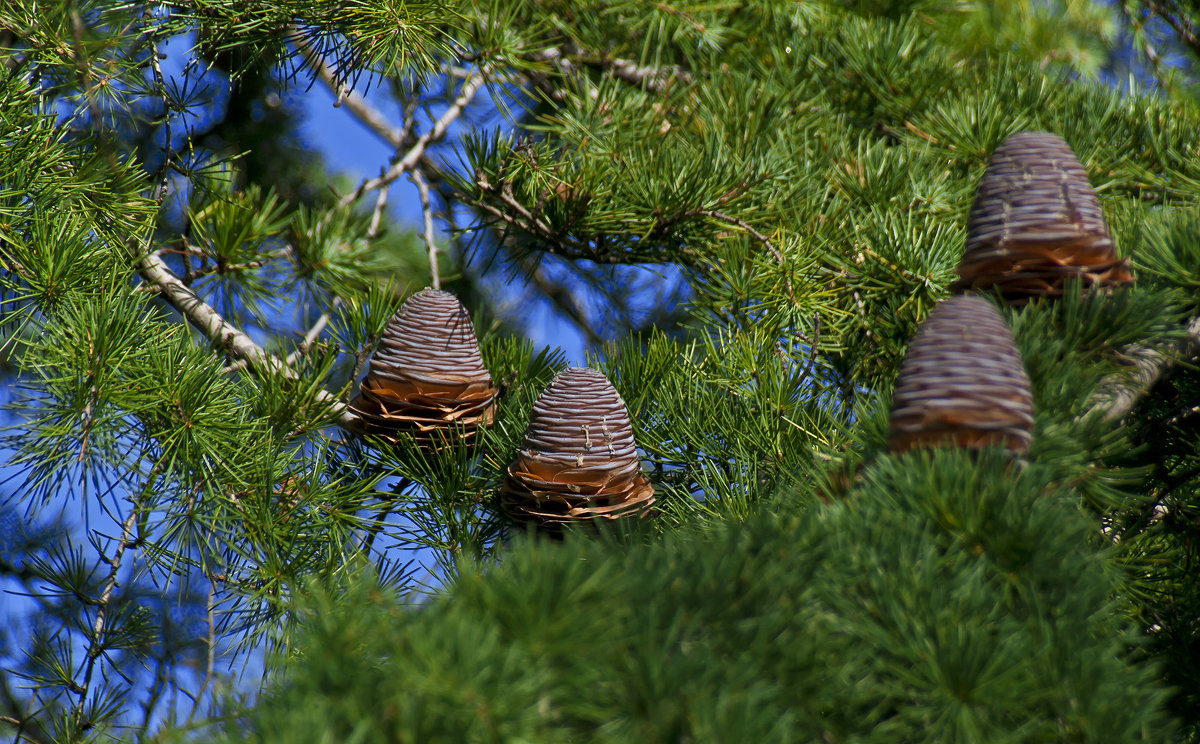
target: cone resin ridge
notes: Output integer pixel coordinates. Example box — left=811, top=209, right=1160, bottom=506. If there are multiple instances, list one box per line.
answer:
left=347, top=289, right=497, bottom=446
left=952, top=131, right=1133, bottom=304
left=502, top=367, right=655, bottom=526
left=889, top=296, right=1035, bottom=454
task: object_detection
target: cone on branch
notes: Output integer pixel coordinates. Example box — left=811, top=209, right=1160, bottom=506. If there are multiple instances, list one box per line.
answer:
left=347, top=289, right=497, bottom=448
left=502, top=367, right=655, bottom=527
left=889, top=295, right=1035, bottom=454
left=952, top=131, right=1133, bottom=304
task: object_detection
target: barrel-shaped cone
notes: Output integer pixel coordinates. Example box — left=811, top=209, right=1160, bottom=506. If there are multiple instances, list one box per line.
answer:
left=889, top=296, right=1034, bottom=454
left=502, top=367, right=655, bottom=526
left=952, top=131, right=1132, bottom=303
left=347, top=289, right=497, bottom=447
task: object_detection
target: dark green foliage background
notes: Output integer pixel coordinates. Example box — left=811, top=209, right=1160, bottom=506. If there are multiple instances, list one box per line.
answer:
left=223, top=449, right=1169, bottom=743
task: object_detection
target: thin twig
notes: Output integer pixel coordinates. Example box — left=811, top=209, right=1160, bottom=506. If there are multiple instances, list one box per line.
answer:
left=69, top=9, right=104, bottom=127
left=138, top=648, right=170, bottom=734
left=185, top=582, right=217, bottom=726
left=184, top=256, right=278, bottom=283
left=801, top=313, right=821, bottom=385
left=367, top=182, right=390, bottom=239
left=289, top=28, right=405, bottom=148
left=411, top=168, right=441, bottom=289
left=335, top=68, right=489, bottom=212
left=361, top=478, right=412, bottom=556
left=692, top=209, right=783, bottom=263
left=0, top=674, right=51, bottom=744
left=284, top=298, right=341, bottom=367
left=468, top=197, right=610, bottom=261
left=531, top=44, right=693, bottom=94
left=75, top=509, right=138, bottom=724
left=692, top=209, right=796, bottom=300
left=1141, top=0, right=1200, bottom=55
left=0, top=717, right=46, bottom=744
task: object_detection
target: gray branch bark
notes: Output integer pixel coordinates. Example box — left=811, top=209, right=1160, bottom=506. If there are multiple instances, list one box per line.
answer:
left=137, top=250, right=358, bottom=429
left=1102, top=314, right=1200, bottom=421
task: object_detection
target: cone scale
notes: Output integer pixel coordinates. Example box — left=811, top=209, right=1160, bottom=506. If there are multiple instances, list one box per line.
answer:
left=953, top=131, right=1133, bottom=304
left=348, top=289, right=497, bottom=447
left=889, top=296, right=1035, bottom=454
left=502, top=367, right=655, bottom=527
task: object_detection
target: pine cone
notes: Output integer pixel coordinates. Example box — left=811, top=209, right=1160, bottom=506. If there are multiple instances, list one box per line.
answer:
left=889, top=295, right=1035, bottom=454
left=952, top=131, right=1133, bottom=304
left=502, top=367, right=655, bottom=527
left=348, top=289, right=497, bottom=447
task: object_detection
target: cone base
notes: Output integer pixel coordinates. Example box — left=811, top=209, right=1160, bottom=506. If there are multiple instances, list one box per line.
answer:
left=347, top=382, right=498, bottom=451
left=888, top=425, right=1031, bottom=455
left=500, top=472, right=656, bottom=527
left=952, top=238, right=1134, bottom=305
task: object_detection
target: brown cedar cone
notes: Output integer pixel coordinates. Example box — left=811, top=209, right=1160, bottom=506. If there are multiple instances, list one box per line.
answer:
left=952, top=131, right=1133, bottom=304
left=501, top=367, right=655, bottom=527
left=889, top=295, right=1035, bottom=454
left=347, top=289, right=497, bottom=447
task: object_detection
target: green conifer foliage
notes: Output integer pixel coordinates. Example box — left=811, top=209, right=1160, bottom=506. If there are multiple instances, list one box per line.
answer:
left=2, top=0, right=1200, bottom=741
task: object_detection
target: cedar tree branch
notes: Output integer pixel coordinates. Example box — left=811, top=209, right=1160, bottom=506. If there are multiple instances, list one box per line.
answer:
left=1103, top=314, right=1200, bottom=421
left=290, top=28, right=406, bottom=148
left=335, top=67, right=489, bottom=211
left=137, top=250, right=357, bottom=428
left=411, top=167, right=441, bottom=289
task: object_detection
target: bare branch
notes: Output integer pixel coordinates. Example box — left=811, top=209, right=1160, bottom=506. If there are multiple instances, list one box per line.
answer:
left=367, top=183, right=390, bottom=239
left=285, top=298, right=341, bottom=367
left=411, top=168, right=441, bottom=290
left=75, top=509, right=138, bottom=725
left=1102, top=314, right=1200, bottom=421
left=335, top=68, right=490, bottom=212
left=136, top=249, right=358, bottom=429
left=290, top=28, right=405, bottom=148
left=531, top=44, right=693, bottom=94
left=148, top=42, right=172, bottom=206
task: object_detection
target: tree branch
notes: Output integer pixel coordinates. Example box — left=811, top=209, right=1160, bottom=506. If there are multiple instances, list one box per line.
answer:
left=531, top=44, right=693, bottom=94
left=136, top=250, right=357, bottom=429
left=290, top=28, right=406, bottom=148
left=411, top=168, right=441, bottom=290
left=1102, top=314, right=1200, bottom=421
left=285, top=298, right=340, bottom=367
left=75, top=509, right=138, bottom=726
left=185, top=582, right=217, bottom=726
left=334, top=68, right=489, bottom=212
left=1140, top=0, right=1200, bottom=57
left=0, top=673, right=51, bottom=744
